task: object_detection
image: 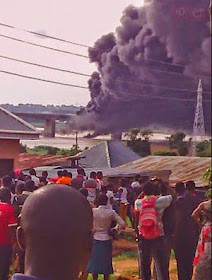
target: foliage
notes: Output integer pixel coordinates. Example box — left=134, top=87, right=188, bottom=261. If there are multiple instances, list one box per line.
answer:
left=196, top=140, right=212, bottom=157
left=203, top=167, right=212, bottom=187
left=113, top=251, right=138, bottom=262
left=125, top=128, right=152, bottom=157
left=168, top=132, right=188, bottom=156
left=154, top=151, right=177, bottom=156
left=27, top=145, right=81, bottom=156
left=19, top=143, right=27, bottom=153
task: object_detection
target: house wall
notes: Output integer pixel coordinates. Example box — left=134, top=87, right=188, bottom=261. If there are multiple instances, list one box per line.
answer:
left=0, top=139, right=20, bottom=173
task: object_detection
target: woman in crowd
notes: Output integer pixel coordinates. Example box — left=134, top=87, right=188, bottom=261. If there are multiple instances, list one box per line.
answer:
left=119, top=179, right=129, bottom=223
left=86, top=194, right=125, bottom=280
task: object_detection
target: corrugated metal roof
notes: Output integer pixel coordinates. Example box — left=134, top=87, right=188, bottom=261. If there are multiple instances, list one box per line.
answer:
left=0, top=106, right=39, bottom=139
left=78, top=140, right=140, bottom=168
left=118, top=156, right=211, bottom=186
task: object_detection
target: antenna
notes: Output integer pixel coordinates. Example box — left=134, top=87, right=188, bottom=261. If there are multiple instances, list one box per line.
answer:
left=192, top=79, right=206, bottom=156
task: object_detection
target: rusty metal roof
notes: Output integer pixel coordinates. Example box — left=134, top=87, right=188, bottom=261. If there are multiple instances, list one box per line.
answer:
left=118, top=156, right=211, bottom=187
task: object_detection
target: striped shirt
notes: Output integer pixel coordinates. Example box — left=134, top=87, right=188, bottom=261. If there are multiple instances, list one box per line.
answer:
left=134, top=195, right=173, bottom=235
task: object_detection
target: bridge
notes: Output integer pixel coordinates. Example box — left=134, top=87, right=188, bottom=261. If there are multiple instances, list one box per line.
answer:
left=13, top=112, right=75, bottom=138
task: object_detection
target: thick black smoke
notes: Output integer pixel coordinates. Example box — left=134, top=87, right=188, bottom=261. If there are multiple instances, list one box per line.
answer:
left=76, top=0, right=211, bottom=135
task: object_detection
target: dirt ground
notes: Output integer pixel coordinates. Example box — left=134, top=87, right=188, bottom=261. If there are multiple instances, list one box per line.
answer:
left=112, top=235, right=178, bottom=280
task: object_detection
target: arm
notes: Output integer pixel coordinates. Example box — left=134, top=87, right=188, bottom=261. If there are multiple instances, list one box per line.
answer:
left=112, top=211, right=126, bottom=230
left=192, top=202, right=204, bottom=227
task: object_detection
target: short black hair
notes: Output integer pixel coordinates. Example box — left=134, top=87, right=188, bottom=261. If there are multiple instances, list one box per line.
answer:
left=135, top=175, right=140, bottom=181
left=29, top=169, right=36, bottom=176
left=139, top=176, right=149, bottom=185
left=101, top=185, right=108, bottom=194
left=175, top=182, right=186, bottom=194
left=16, top=183, right=26, bottom=194
left=77, top=168, right=86, bottom=176
left=0, top=187, right=11, bottom=203
left=39, top=177, right=47, bottom=185
left=186, top=181, right=196, bottom=192
left=25, top=180, right=36, bottom=192
left=57, top=171, right=63, bottom=177
left=143, top=182, right=156, bottom=196
left=63, top=170, right=69, bottom=177
left=79, top=188, right=88, bottom=198
left=42, top=171, right=48, bottom=177
left=68, top=172, right=72, bottom=178
left=90, top=171, right=97, bottom=179
left=2, top=176, right=12, bottom=188
left=98, top=194, right=108, bottom=206
left=97, top=171, right=103, bottom=179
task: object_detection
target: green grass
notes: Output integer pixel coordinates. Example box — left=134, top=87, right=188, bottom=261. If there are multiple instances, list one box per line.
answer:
left=113, top=251, right=138, bottom=262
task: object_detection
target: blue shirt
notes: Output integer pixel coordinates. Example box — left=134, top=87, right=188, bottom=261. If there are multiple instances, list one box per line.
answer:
left=12, top=274, right=45, bottom=280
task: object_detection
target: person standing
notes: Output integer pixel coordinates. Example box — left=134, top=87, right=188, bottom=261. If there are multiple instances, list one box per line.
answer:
left=29, top=169, right=40, bottom=188
left=83, top=172, right=98, bottom=204
left=119, top=179, right=129, bottom=224
left=134, top=182, right=173, bottom=280
left=0, top=188, right=17, bottom=280
left=174, top=181, right=202, bottom=280
left=87, top=194, right=125, bottom=280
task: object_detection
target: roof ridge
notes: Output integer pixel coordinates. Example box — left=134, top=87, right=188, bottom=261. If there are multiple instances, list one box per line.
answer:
left=0, top=106, right=37, bottom=132
left=105, top=140, right=112, bottom=168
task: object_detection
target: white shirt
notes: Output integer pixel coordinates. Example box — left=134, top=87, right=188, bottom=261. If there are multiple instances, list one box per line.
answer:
left=120, top=187, right=129, bottom=205
left=92, top=206, right=125, bottom=241
left=30, top=175, right=40, bottom=187
left=106, top=191, right=114, bottom=209
left=131, top=181, right=140, bottom=189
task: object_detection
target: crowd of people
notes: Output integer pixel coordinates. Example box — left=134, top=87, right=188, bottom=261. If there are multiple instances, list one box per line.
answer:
left=0, top=167, right=211, bottom=280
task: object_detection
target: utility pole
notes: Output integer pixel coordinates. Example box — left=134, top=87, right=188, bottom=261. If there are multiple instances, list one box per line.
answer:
left=75, top=130, right=78, bottom=153
left=192, top=79, right=206, bottom=156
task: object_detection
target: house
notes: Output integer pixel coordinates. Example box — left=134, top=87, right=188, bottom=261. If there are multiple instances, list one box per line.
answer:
left=0, top=106, right=39, bottom=177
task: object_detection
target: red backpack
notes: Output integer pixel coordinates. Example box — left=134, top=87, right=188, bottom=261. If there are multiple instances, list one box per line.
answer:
left=139, top=197, right=162, bottom=240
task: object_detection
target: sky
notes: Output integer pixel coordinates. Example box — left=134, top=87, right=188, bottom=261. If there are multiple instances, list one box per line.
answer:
left=0, top=0, right=144, bottom=106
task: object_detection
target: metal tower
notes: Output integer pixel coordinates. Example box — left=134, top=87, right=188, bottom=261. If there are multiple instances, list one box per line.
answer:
left=192, top=79, right=206, bottom=156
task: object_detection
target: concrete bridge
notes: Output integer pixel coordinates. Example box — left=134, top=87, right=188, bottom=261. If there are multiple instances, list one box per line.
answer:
left=13, top=112, right=75, bottom=138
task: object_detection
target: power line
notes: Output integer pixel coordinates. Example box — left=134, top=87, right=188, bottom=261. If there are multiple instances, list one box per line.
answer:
left=0, top=69, right=211, bottom=103
left=0, top=21, right=211, bottom=77
left=0, top=70, right=88, bottom=89
left=0, top=55, right=91, bottom=77
left=1, top=54, right=211, bottom=95
left=0, top=34, right=89, bottom=59
left=0, top=22, right=91, bottom=48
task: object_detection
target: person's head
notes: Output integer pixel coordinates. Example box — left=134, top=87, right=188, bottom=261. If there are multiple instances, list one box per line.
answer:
left=77, top=168, right=86, bottom=176
left=25, top=180, right=36, bottom=193
left=42, top=171, right=48, bottom=179
left=18, top=172, right=25, bottom=182
left=135, top=175, right=140, bottom=182
left=175, top=182, right=186, bottom=195
left=107, top=183, right=114, bottom=192
left=17, top=185, right=93, bottom=280
left=68, top=172, right=72, bottom=178
left=90, top=171, right=97, bottom=179
left=98, top=194, right=108, bottom=206
left=2, top=175, right=12, bottom=190
left=62, top=170, right=69, bottom=177
left=101, top=185, right=108, bottom=195
left=143, top=182, right=156, bottom=196
left=159, top=182, right=169, bottom=196
left=0, top=187, right=11, bottom=203
left=25, top=175, right=32, bottom=182
left=9, top=171, right=16, bottom=179
left=186, top=181, right=196, bottom=192
left=29, top=169, right=36, bottom=176
left=121, top=178, right=128, bottom=188
left=16, top=183, right=26, bottom=195
left=97, top=171, right=103, bottom=180
left=79, top=188, right=88, bottom=199
left=57, top=171, right=63, bottom=178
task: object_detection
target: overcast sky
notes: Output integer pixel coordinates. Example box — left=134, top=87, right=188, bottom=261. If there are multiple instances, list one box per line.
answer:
left=0, top=0, right=144, bottom=106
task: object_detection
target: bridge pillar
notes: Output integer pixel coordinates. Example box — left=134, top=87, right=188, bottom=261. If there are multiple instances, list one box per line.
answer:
left=65, top=121, right=73, bottom=135
left=44, top=118, right=56, bottom=138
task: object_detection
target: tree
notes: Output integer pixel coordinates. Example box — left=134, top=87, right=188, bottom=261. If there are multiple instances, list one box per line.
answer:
left=125, top=128, right=153, bottom=157
left=168, top=132, right=188, bottom=156
left=196, top=140, right=211, bottom=157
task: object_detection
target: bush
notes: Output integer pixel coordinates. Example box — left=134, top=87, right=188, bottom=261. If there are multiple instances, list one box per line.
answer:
left=154, top=151, right=177, bottom=156
left=20, top=143, right=27, bottom=153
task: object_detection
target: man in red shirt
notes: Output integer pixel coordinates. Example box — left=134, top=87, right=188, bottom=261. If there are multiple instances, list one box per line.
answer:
left=0, top=187, right=17, bottom=280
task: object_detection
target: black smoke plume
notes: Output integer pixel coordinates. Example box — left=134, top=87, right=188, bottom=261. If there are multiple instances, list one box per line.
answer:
left=76, top=0, right=211, bottom=135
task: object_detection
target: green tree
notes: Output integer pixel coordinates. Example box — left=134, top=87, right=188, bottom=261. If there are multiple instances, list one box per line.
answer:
left=168, top=132, right=188, bottom=156
left=125, top=128, right=153, bottom=157
left=203, top=167, right=212, bottom=187
left=196, top=140, right=212, bottom=157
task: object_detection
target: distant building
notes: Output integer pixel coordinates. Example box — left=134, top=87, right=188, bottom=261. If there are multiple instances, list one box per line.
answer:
left=0, top=106, right=39, bottom=177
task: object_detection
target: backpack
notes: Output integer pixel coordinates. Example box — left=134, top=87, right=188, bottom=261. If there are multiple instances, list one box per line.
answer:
left=139, top=197, right=162, bottom=240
